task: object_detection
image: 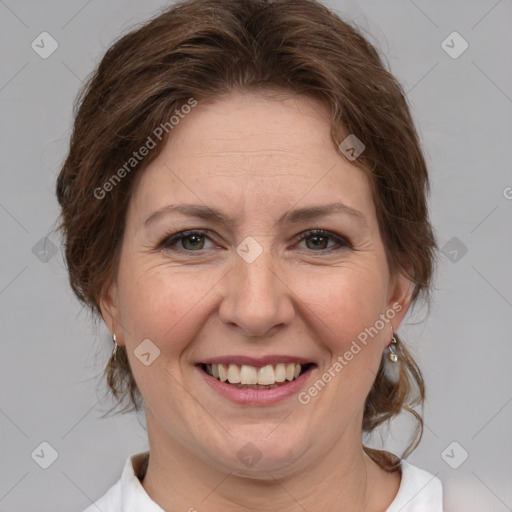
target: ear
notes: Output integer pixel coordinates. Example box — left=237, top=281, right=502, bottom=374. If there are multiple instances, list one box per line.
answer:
left=99, top=281, right=123, bottom=346
left=386, top=268, right=414, bottom=334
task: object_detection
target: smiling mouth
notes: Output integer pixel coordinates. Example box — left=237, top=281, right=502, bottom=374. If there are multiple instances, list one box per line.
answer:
left=199, top=362, right=316, bottom=389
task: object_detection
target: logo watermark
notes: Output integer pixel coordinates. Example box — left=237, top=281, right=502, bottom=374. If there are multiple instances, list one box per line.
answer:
left=298, top=303, right=402, bottom=404
left=94, top=97, right=198, bottom=200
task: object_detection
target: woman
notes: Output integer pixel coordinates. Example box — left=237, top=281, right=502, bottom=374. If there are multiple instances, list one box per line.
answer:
left=56, top=0, right=443, bottom=510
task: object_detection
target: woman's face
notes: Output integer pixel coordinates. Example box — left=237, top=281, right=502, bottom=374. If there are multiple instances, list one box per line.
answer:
left=101, top=91, right=411, bottom=476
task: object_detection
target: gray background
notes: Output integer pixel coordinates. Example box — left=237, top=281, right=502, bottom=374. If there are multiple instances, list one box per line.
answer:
left=1, top=0, right=511, bottom=510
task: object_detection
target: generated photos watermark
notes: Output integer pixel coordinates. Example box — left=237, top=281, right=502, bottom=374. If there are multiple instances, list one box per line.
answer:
left=94, top=97, right=198, bottom=200
left=297, top=302, right=402, bottom=404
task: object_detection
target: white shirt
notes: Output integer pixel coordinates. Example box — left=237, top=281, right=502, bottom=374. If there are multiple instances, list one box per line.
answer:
left=83, top=451, right=443, bottom=511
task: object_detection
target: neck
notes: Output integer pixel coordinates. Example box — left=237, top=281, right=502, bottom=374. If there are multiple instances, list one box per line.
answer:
left=141, top=408, right=399, bottom=512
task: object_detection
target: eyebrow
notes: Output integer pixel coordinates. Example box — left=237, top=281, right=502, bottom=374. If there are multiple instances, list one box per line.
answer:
left=144, top=202, right=368, bottom=228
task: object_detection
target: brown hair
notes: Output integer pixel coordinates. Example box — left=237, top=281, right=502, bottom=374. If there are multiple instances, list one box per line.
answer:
left=55, top=0, right=437, bottom=472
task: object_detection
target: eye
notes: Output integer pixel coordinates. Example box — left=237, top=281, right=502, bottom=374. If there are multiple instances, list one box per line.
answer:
left=158, top=228, right=351, bottom=254
left=159, top=230, right=216, bottom=251
left=295, top=229, right=351, bottom=252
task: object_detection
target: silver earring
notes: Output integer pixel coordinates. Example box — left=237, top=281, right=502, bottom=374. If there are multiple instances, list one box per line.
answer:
left=112, top=333, right=118, bottom=359
left=383, top=334, right=400, bottom=383
left=388, top=335, right=398, bottom=362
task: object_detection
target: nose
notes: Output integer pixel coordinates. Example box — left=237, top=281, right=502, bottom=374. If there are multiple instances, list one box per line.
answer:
left=218, top=244, right=295, bottom=338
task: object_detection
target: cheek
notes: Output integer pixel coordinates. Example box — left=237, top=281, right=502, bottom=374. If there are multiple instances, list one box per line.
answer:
left=117, top=260, right=216, bottom=351
left=115, top=264, right=204, bottom=406
left=287, top=264, right=390, bottom=421
left=118, top=251, right=389, bottom=352
left=295, top=262, right=389, bottom=394
left=298, top=262, right=389, bottom=343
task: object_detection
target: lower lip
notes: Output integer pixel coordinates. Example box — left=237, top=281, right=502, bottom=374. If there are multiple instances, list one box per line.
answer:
left=196, top=364, right=316, bottom=406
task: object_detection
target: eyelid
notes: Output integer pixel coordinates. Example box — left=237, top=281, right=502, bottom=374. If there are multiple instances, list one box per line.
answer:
left=158, top=229, right=217, bottom=250
left=296, top=229, right=352, bottom=250
left=158, top=228, right=352, bottom=253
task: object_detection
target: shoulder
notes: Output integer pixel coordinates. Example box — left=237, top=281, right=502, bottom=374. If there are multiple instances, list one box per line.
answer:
left=385, top=459, right=444, bottom=512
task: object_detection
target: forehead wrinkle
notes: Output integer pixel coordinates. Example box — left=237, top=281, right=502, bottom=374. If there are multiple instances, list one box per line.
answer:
left=191, top=149, right=302, bottom=157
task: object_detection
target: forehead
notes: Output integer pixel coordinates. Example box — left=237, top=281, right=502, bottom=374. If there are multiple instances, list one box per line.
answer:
left=129, top=91, right=375, bottom=226
left=157, top=91, right=344, bottom=176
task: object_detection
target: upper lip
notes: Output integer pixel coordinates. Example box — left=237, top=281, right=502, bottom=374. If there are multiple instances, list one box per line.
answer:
left=198, top=355, right=316, bottom=367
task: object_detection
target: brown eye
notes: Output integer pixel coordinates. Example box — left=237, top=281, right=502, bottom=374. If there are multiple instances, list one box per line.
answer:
left=158, top=228, right=351, bottom=254
left=180, top=233, right=205, bottom=250
left=297, top=230, right=351, bottom=252
left=160, top=230, right=214, bottom=251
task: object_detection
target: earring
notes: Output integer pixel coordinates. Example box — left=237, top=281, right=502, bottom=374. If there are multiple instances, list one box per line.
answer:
left=388, top=335, right=398, bottom=362
left=383, top=334, right=400, bottom=383
left=112, top=333, right=118, bottom=360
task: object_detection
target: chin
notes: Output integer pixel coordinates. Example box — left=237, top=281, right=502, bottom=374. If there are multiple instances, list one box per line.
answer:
left=203, top=431, right=307, bottom=477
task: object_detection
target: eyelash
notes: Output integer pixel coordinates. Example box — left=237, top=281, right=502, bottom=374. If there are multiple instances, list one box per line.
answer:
left=158, top=229, right=351, bottom=254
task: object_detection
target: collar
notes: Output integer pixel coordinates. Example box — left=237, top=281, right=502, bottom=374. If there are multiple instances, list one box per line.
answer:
left=120, top=451, right=165, bottom=511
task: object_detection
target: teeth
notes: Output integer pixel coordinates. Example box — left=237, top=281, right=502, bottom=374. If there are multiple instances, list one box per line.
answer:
left=218, top=364, right=228, bottom=382
left=257, top=365, right=275, bottom=385
left=286, top=363, right=295, bottom=381
left=227, top=364, right=241, bottom=383
left=274, top=363, right=286, bottom=382
left=205, top=362, right=306, bottom=385
left=240, top=365, right=258, bottom=385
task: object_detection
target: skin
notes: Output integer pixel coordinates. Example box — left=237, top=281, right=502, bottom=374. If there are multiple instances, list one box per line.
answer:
left=100, top=90, right=413, bottom=511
